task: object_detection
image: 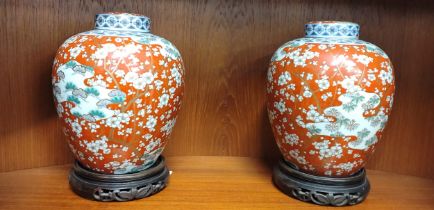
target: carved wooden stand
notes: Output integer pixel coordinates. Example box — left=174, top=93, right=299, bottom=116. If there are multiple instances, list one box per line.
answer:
left=272, top=158, right=370, bottom=206
left=69, top=156, right=169, bottom=201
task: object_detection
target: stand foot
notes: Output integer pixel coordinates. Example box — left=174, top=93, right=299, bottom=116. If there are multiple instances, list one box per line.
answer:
left=272, top=158, right=369, bottom=206
left=69, top=156, right=169, bottom=202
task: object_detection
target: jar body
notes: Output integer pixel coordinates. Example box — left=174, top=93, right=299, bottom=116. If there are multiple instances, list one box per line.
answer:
left=52, top=26, right=184, bottom=174
left=267, top=35, right=394, bottom=177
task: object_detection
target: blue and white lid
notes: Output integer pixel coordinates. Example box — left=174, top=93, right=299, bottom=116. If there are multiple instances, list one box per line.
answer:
left=95, top=13, right=151, bottom=33
left=305, top=21, right=359, bottom=38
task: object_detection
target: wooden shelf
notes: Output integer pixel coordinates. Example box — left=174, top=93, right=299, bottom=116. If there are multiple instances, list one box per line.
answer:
left=0, top=156, right=433, bottom=210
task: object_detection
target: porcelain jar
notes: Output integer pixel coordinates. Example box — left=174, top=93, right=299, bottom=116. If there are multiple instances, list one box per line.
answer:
left=52, top=13, right=185, bottom=174
left=267, top=21, right=394, bottom=177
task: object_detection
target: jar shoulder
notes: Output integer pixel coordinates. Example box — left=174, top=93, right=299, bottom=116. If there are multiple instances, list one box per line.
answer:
left=272, top=37, right=389, bottom=62
left=59, top=30, right=182, bottom=60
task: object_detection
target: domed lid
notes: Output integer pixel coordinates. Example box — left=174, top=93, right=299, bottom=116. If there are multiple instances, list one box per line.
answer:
left=305, top=21, right=359, bottom=38
left=94, top=13, right=150, bottom=33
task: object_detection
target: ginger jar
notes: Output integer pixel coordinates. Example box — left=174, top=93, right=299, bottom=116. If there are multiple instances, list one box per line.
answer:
left=267, top=21, right=394, bottom=177
left=52, top=13, right=185, bottom=174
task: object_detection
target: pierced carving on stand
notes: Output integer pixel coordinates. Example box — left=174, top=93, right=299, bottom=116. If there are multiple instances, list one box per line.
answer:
left=273, top=158, right=370, bottom=206
left=290, top=187, right=367, bottom=206
left=93, top=181, right=167, bottom=201
left=69, top=156, right=169, bottom=202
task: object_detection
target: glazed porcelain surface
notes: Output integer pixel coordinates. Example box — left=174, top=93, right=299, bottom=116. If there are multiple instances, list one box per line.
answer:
left=267, top=21, right=395, bottom=177
left=52, top=13, right=185, bottom=174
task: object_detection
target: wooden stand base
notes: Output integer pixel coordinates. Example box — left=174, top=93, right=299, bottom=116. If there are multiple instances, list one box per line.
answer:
left=272, top=158, right=370, bottom=206
left=69, top=156, right=169, bottom=202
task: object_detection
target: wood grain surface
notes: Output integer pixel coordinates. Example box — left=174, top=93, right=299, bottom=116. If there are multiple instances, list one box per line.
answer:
left=0, top=156, right=433, bottom=210
left=0, top=0, right=433, bottom=178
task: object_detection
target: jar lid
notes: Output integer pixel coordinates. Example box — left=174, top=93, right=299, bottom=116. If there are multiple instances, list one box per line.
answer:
left=94, top=13, right=151, bottom=33
left=305, top=21, right=359, bottom=38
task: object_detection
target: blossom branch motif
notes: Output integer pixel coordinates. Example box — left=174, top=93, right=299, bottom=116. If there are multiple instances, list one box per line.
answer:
left=121, top=91, right=147, bottom=113
left=105, top=55, right=151, bottom=142
left=293, top=72, right=322, bottom=113
left=102, top=55, right=138, bottom=141
left=326, top=58, right=353, bottom=109
left=103, top=57, right=122, bottom=90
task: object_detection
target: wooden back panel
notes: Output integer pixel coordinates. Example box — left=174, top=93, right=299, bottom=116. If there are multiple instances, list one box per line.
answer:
left=0, top=0, right=433, bottom=178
